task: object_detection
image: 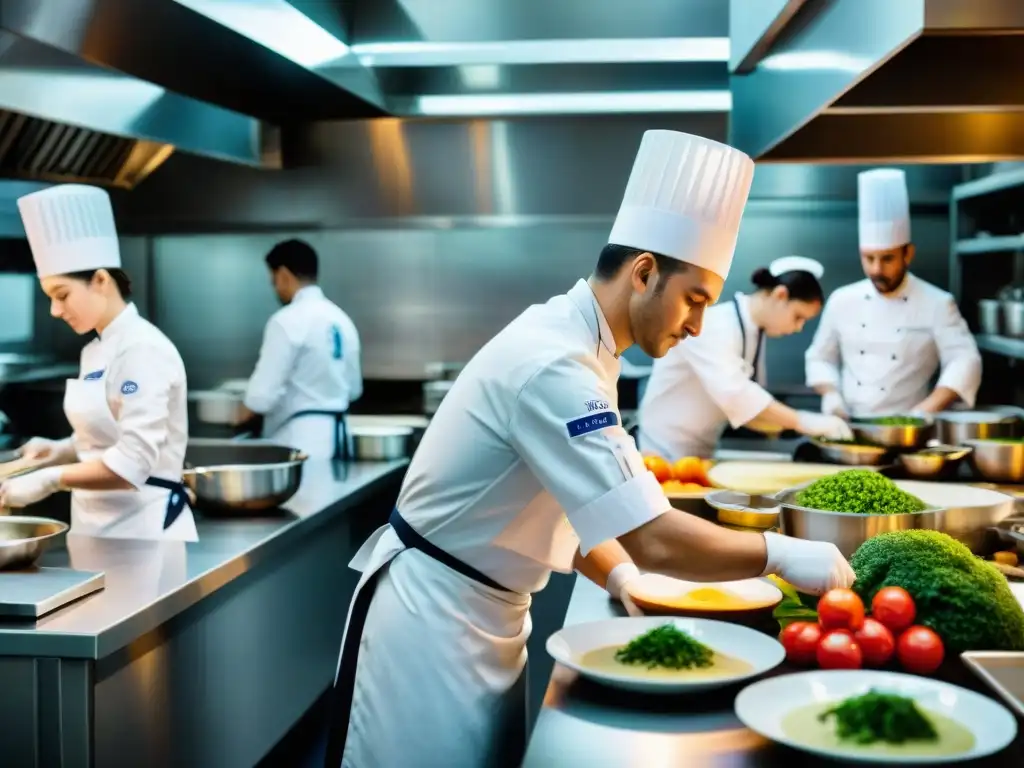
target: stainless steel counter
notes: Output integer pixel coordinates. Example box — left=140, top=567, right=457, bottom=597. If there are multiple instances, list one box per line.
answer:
left=524, top=579, right=1024, bottom=767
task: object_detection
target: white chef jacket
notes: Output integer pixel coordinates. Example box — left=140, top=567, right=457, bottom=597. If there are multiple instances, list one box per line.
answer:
left=378, top=279, right=672, bottom=594
left=805, top=274, right=981, bottom=418
left=637, top=292, right=773, bottom=460
left=244, top=286, right=362, bottom=449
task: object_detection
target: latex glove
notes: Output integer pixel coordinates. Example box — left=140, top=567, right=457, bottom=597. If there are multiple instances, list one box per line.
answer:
left=820, top=391, right=849, bottom=418
left=761, top=531, right=855, bottom=597
left=605, top=562, right=644, bottom=617
left=796, top=411, right=854, bottom=441
left=18, top=437, right=77, bottom=466
left=0, top=467, right=64, bottom=508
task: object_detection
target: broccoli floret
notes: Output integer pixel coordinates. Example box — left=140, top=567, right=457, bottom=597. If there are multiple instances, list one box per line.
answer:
left=851, top=530, right=1024, bottom=653
left=796, top=470, right=928, bottom=515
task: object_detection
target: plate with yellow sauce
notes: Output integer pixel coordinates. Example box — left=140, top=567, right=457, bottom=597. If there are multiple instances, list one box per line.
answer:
left=735, top=670, right=1018, bottom=763
left=545, top=617, right=785, bottom=693
left=625, top=574, right=784, bottom=618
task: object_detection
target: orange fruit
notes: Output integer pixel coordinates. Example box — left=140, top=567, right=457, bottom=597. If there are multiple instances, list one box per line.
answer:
left=672, top=456, right=710, bottom=486
left=660, top=479, right=688, bottom=493
left=643, top=455, right=673, bottom=483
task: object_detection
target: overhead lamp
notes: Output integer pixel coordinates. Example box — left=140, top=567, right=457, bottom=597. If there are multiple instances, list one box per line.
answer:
left=412, top=90, right=731, bottom=117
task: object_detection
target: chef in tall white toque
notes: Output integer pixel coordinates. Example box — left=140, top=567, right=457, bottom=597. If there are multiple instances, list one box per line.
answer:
left=323, top=131, right=855, bottom=768
left=638, top=255, right=852, bottom=460
left=0, top=184, right=197, bottom=548
left=805, top=169, right=982, bottom=418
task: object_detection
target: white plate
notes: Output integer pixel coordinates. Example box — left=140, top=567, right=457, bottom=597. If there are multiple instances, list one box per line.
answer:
left=545, top=616, right=785, bottom=694
left=735, top=669, right=1018, bottom=764
left=625, top=574, right=783, bottom=615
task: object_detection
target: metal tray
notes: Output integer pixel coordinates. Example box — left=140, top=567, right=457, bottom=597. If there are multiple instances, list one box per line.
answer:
left=961, top=651, right=1024, bottom=718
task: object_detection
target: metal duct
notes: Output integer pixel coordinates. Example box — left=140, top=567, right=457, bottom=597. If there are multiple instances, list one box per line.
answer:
left=729, top=0, right=1024, bottom=163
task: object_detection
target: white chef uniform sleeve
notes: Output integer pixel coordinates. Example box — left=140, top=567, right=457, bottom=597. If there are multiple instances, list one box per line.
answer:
left=805, top=295, right=842, bottom=389
left=102, top=344, right=178, bottom=488
left=933, top=296, right=982, bottom=407
left=244, top=317, right=299, bottom=414
left=346, top=325, right=364, bottom=403
left=509, top=357, right=671, bottom=556
left=682, top=328, right=775, bottom=428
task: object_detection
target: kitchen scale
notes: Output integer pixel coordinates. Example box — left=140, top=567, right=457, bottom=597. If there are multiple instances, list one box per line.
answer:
left=0, top=567, right=105, bottom=619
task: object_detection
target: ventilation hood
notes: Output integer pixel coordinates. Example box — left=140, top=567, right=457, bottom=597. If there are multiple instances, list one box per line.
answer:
left=729, top=0, right=1024, bottom=163
left=0, top=7, right=278, bottom=189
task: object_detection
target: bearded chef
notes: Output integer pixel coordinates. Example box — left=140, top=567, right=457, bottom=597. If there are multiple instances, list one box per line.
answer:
left=637, top=256, right=853, bottom=460
left=0, top=185, right=197, bottom=562
left=236, top=239, right=363, bottom=459
left=805, top=169, right=982, bottom=418
left=323, top=131, right=854, bottom=768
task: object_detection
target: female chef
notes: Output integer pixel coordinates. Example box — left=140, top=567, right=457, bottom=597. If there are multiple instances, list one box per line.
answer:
left=637, top=256, right=853, bottom=460
left=0, top=184, right=197, bottom=547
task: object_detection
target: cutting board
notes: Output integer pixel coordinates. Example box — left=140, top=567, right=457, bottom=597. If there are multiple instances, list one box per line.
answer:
left=707, top=460, right=867, bottom=495
left=0, top=456, right=47, bottom=480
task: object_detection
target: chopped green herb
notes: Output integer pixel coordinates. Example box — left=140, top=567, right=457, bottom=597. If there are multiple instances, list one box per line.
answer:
left=861, top=416, right=926, bottom=427
left=819, top=690, right=939, bottom=745
left=614, top=624, right=714, bottom=670
left=796, top=470, right=928, bottom=515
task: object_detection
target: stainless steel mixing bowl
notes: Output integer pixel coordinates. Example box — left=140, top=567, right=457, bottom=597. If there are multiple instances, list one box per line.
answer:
left=851, top=415, right=936, bottom=449
left=966, top=438, right=1024, bottom=484
left=0, top=516, right=69, bottom=570
left=183, top=439, right=306, bottom=515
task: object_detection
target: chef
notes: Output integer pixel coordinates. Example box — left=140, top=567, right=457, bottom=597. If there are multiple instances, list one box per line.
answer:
left=805, top=169, right=982, bottom=418
left=637, top=256, right=853, bottom=460
left=0, top=184, right=197, bottom=548
left=236, top=239, right=362, bottom=459
left=324, top=131, right=854, bottom=768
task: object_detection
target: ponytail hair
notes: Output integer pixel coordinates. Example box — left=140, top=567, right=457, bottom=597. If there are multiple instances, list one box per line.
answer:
left=750, top=266, right=824, bottom=304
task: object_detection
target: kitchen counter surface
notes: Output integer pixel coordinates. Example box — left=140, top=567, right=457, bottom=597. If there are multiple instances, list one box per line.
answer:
left=524, top=577, right=1024, bottom=767
left=0, top=458, right=407, bottom=659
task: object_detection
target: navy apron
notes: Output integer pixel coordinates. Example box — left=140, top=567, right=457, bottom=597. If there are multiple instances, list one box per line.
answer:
left=733, top=297, right=764, bottom=382
left=282, top=409, right=350, bottom=460
left=145, top=477, right=189, bottom=530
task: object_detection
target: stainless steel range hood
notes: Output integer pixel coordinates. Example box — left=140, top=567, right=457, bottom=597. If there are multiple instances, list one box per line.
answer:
left=729, top=0, right=1024, bottom=163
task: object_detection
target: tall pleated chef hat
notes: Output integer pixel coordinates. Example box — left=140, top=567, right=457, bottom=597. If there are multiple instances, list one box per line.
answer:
left=608, top=130, right=755, bottom=280
left=858, top=168, right=911, bottom=251
left=769, top=255, right=824, bottom=279
left=17, top=184, right=121, bottom=279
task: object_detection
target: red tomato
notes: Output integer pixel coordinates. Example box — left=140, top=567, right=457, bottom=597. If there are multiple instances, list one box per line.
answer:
left=817, top=630, right=863, bottom=670
left=853, top=618, right=896, bottom=667
left=872, top=586, right=917, bottom=634
left=897, top=625, right=944, bottom=675
left=780, top=621, right=823, bottom=666
left=818, top=588, right=866, bottom=632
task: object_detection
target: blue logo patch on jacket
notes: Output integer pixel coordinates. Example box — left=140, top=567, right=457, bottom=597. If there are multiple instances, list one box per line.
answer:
left=121, top=381, right=139, bottom=395
left=83, top=370, right=105, bottom=380
left=566, top=410, right=618, bottom=438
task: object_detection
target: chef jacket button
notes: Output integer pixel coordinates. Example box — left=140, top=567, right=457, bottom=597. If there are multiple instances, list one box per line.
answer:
left=861, top=323, right=866, bottom=328
left=860, top=350, right=864, bottom=354
left=891, top=354, right=897, bottom=360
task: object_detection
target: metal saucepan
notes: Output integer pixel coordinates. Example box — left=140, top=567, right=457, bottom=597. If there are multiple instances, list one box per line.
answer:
left=776, top=479, right=1014, bottom=558
left=704, top=490, right=780, bottom=530
left=349, top=426, right=414, bottom=461
left=966, top=438, right=1024, bottom=484
left=850, top=415, right=936, bottom=450
left=897, top=445, right=973, bottom=480
left=182, top=439, right=306, bottom=515
left=936, top=410, right=1020, bottom=445
left=0, top=516, right=69, bottom=570
left=812, top=438, right=889, bottom=466
left=189, top=390, right=246, bottom=425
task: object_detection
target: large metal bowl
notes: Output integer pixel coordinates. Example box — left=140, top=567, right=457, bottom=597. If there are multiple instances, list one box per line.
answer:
left=851, top=415, right=936, bottom=449
left=776, top=479, right=1014, bottom=558
left=350, top=426, right=414, bottom=460
left=0, top=516, right=69, bottom=570
left=704, top=490, right=779, bottom=530
left=936, top=410, right=1020, bottom=445
left=813, top=439, right=889, bottom=466
left=966, top=438, right=1024, bottom=483
left=183, top=439, right=306, bottom=515
left=897, top=445, right=972, bottom=480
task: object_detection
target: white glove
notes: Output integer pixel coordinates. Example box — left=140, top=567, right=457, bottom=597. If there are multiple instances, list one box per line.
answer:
left=606, top=562, right=644, bottom=617
left=796, top=411, right=854, bottom=441
left=18, top=437, right=77, bottom=466
left=820, top=391, right=849, bottom=418
left=0, top=467, right=64, bottom=508
left=761, top=531, right=855, bottom=596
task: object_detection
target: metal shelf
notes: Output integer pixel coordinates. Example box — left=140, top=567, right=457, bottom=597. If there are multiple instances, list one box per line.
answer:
left=954, top=168, right=1024, bottom=201
left=956, top=235, right=1024, bottom=255
left=975, top=334, right=1024, bottom=360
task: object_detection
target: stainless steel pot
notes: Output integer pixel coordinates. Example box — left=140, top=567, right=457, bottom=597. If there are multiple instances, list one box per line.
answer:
left=851, top=416, right=936, bottom=449
left=776, top=480, right=1015, bottom=558
left=937, top=410, right=1020, bottom=445
left=1003, top=300, right=1024, bottom=338
left=897, top=446, right=972, bottom=480
left=979, top=299, right=1002, bottom=335
left=966, top=438, right=1024, bottom=483
left=422, top=380, right=453, bottom=416
left=189, top=390, right=245, bottom=425
left=182, top=439, right=306, bottom=515
left=350, top=426, right=413, bottom=461
left=812, top=439, right=889, bottom=466
left=0, top=516, right=68, bottom=570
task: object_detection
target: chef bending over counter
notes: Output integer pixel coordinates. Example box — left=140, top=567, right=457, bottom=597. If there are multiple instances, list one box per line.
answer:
left=321, top=131, right=855, bottom=768
left=636, top=256, right=852, bottom=461
left=806, top=168, right=982, bottom=419
left=0, top=185, right=196, bottom=579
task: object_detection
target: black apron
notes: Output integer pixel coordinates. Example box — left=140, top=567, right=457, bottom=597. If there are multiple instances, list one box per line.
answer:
left=323, top=509, right=515, bottom=767
left=733, top=297, right=765, bottom=382
left=281, top=409, right=350, bottom=461
left=145, top=477, right=189, bottom=530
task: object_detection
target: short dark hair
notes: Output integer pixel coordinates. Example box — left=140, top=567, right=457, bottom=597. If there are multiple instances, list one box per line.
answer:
left=750, top=267, right=823, bottom=303
left=265, top=238, right=318, bottom=280
left=594, top=244, right=687, bottom=286
left=65, top=268, right=132, bottom=300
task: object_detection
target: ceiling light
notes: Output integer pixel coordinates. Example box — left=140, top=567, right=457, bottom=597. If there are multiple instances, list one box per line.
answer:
left=412, top=91, right=731, bottom=117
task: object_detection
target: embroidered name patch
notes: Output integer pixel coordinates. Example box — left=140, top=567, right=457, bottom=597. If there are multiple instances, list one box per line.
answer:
left=83, top=370, right=105, bottom=380
left=566, top=410, right=618, bottom=438
left=121, top=380, right=139, bottom=395
left=585, top=399, right=610, bottom=412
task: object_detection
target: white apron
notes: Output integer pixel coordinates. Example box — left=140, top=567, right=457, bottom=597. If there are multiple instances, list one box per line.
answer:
left=64, top=376, right=198, bottom=541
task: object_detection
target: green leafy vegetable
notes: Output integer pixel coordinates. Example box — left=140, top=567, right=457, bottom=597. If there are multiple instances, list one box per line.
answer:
left=796, top=470, right=928, bottom=515
left=852, top=530, right=1024, bottom=653
left=819, top=690, right=938, bottom=745
left=772, top=576, right=819, bottom=629
left=614, top=624, right=714, bottom=670
left=861, top=416, right=927, bottom=427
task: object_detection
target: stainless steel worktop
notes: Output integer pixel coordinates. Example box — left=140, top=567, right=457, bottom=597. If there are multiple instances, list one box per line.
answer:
left=0, top=459, right=407, bottom=659
left=524, top=578, right=1024, bottom=766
